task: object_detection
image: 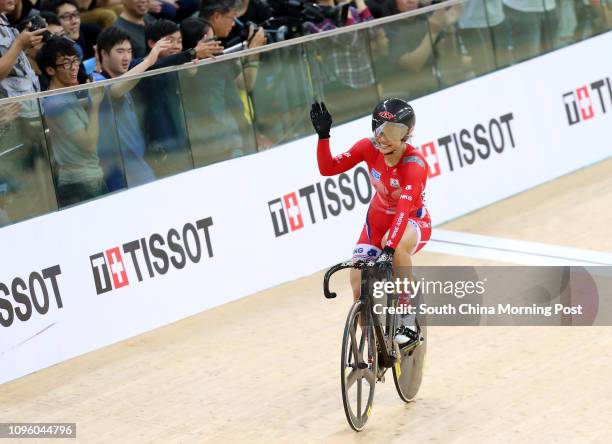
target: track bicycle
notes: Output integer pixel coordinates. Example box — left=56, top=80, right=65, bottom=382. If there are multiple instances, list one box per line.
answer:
left=323, top=259, right=427, bottom=431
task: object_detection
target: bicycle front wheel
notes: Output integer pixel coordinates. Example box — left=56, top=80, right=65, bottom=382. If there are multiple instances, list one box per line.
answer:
left=340, top=300, right=377, bottom=431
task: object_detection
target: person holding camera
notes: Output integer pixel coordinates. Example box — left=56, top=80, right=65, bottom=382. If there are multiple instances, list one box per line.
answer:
left=303, top=0, right=385, bottom=123
left=0, top=0, right=45, bottom=99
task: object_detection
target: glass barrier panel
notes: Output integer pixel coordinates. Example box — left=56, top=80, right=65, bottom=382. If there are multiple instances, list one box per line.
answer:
left=39, top=84, right=123, bottom=208
left=247, top=44, right=314, bottom=149
left=302, top=27, right=380, bottom=125
left=0, top=98, right=57, bottom=227
left=427, top=0, right=480, bottom=87
left=502, top=0, right=556, bottom=64
left=178, top=58, right=258, bottom=168
left=551, top=0, right=610, bottom=49
left=575, top=0, right=612, bottom=35
left=369, top=11, right=441, bottom=101
left=456, top=0, right=509, bottom=75
left=125, top=71, right=194, bottom=181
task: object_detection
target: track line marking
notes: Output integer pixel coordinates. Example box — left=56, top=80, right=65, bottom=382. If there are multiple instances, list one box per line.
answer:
left=427, top=230, right=612, bottom=266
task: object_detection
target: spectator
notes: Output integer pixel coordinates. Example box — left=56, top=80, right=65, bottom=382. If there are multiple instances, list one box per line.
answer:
left=112, top=0, right=154, bottom=58
left=200, top=0, right=240, bottom=44
left=303, top=0, right=374, bottom=34
left=137, top=18, right=201, bottom=176
left=366, top=0, right=385, bottom=18
left=1, top=2, right=58, bottom=224
left=1, top=0, right=44, bottom=100
left=145, top=18, right=223, bottom=63
left=5, top=0, right=39, bottom=24
left=148, top=0, right=200, bottom=23
left=182, top=9, right=264, bottom=164
left=303, top=0, right=386, bottom=123
left=376, top=0, right=462, bottom=96
left=179, top=16, right=212, bottom=50
left=553, top=0, right=605, bottom=46
left=221, top=0, right=272, bottom=48
left=42, top=0, right=101, bottom=58
left=93, top=26, right=169, bottom=188
left=502, top=0, right=557, bottom=62
left=37, top=37, right=108, bottom=207
left=23, top=12, right=66, bottom=88
left=458, top=0, right=511, bottom=74
left=145, top=17, right=180, bottom=54
left=76, top=0, right=119, bottom=29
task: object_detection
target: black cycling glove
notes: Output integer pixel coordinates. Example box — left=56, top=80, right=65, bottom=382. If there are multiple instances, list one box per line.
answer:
left=310, top=101, right=332, bottom=139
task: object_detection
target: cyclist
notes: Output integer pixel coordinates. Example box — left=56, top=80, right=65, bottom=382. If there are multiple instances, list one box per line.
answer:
left=311, top=98, right=431, bottom=344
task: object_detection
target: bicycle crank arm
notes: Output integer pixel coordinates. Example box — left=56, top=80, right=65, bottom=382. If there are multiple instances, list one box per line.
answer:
left=375, top=330, right=398, bottom=368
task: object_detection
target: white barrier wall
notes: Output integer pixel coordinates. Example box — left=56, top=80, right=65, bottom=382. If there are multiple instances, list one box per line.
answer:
left=1, top=32, right=611, bottom=384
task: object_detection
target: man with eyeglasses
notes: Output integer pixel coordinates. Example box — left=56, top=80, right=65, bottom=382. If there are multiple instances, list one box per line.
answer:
left=37, top=36, right=108, bottom=207
left=42, top=0, right=100, bottom=59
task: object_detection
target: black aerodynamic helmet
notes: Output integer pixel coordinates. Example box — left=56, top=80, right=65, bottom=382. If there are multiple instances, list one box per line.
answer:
left=371, top=98, right=416, bottom=133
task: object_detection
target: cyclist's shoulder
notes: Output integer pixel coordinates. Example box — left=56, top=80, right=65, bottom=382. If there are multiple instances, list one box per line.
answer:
left=351, top=137, right=378, bottom=158
left=399, top=144, right=428, bottom=170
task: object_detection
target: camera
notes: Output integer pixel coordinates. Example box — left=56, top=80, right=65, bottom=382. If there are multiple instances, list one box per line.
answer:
left=241, top=0, right=352, bottom=44
left=23, top=15, right=53, bottom=42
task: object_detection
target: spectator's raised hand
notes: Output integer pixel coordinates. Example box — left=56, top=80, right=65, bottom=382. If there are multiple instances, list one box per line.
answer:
left=146, top=37, right=173, bottom=64
left=16, top=28, right=47, bottom=50
left=149, top=37, right=172, bottom=62
left=194, top=38, right=224, bottom=59
left=444, top=5, right=464, bottom=26
left=429, top=4, right=464, bottom=34
left=247, top=25, right=267, bottom=49
left=372, top=28, right=389, bottom=55
left=93, top=44, right=102, bottom=73
left=148, top=0, right=162, bottom=14
left=89, top=86, right=105, bottom=108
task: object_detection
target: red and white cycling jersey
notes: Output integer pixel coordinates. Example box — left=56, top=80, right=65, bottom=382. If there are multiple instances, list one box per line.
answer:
left=317, top=137, right=431, bottom=253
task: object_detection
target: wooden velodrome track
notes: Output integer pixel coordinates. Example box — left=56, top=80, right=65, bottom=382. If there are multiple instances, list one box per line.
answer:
left=1, top=158, right=612, bottom=443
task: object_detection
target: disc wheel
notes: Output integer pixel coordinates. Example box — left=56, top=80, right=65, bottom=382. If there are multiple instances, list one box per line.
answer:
left=340, top=300, right=377, bottom=431
left=392, top=318, right=427, bottom=403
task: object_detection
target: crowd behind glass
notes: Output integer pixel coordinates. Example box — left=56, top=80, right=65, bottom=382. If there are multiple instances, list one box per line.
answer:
left=0, top=0, right=610, bottom=226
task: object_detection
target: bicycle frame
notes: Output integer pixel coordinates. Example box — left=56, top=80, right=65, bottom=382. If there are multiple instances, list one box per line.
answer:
left=323, top=261, right=400, bottom=368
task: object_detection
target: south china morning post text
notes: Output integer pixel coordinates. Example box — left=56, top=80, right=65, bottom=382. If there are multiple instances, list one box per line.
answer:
left=372, top=278, right=582, bottom=316
left=369, top=265, right=610, bottom=326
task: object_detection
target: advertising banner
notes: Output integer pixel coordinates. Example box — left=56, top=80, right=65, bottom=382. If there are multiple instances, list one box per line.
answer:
left=1, top=31, right=611, bottom=384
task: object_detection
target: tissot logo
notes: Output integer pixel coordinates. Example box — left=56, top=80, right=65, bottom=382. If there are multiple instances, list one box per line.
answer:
left=420, top=141, right=441, bottom=178
left=268, top=166, right=372, bottom=237
left=0, top=265, right=63, bottom=327
left=419, top=113, right=516, bottom=177
left=89, top=217, right=214, bottom=295
left=562, top=77, right=611, bottom=125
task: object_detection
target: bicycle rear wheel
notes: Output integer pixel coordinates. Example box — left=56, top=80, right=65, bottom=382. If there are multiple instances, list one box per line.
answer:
left=392, top=316, right=427, bottom=402
left=341, top=300, right=377, bottom=431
